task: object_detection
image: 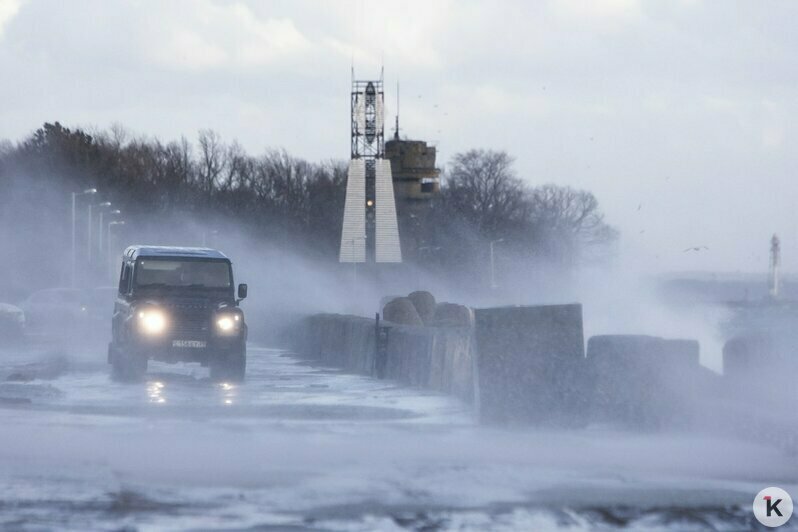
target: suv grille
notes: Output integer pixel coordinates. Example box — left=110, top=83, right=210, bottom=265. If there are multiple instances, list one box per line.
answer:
left=165, top=301, right=211, bottom=339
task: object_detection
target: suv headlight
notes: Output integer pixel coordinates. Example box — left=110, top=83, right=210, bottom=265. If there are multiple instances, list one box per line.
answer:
left=138, top=308, right=167, bottom=335
left=215, top=312, right=241, bottom=335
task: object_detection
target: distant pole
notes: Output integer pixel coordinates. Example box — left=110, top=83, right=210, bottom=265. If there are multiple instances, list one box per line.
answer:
left=71, top=192, right=76, bottom=287
left=92, top=202, right=112, bottom=264
left=87, top=203, right=93, bottom=263
left=769, top=234, right=781, bottom=299
left=108, top=221, right=125, bottom=282
left=99, top=209, right=120, bottom=257
left=70, top=188, right=96, bottom=287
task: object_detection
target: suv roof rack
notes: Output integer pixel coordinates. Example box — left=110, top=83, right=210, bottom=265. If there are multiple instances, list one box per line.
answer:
left=123, top=245, right=228, bottom=260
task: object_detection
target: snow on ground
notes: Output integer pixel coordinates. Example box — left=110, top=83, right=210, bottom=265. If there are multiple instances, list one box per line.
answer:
left=0, top=345, right=795, bottom=530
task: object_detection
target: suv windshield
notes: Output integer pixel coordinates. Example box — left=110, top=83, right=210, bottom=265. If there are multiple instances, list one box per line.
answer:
left=134, top=259, right=231, bottom=289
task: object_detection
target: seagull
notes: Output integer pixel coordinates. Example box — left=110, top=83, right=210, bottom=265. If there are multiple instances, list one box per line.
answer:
left=683, top=246, right=709, bottom=252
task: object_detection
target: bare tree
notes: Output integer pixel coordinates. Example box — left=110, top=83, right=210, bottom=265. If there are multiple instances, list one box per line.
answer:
left=220, top=141, right=249, bottom=192
left=197, top=129, right=225, bottom=198
left=443, top=149, right=527, bottom=237
left=526, top=185, right=617, bottom=263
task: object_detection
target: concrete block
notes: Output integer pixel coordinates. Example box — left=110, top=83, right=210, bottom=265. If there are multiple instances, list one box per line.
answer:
left=474, top=304, right=586, bottom=425
left=430, top=303, right=474, bottom=328
left=587, top=335, right=701, bottom=428
left=722, top=333, right=797, bottom=402
left=292, top=312, right=478, bottom=406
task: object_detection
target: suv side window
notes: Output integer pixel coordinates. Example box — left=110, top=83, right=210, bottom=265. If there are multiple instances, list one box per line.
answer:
left=118, top=263, right=132, bottom=295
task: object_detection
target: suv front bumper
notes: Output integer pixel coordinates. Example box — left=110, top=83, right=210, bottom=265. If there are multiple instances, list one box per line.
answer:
left=128, top=328, right=247, bottom=364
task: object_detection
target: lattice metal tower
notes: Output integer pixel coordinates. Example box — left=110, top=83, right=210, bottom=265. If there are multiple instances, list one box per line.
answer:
left=339, top=71, right=402, bottom=264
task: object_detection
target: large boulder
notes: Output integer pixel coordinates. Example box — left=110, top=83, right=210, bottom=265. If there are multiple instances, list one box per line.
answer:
left=407, top=291, right=436, bottom=324
left=382, top=297, right=424, bottom=326
left=430, top=303, right=474, bottom=328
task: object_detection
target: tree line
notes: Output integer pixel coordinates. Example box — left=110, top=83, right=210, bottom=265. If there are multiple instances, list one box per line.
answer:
left=0, top=122, right=616, bottom=296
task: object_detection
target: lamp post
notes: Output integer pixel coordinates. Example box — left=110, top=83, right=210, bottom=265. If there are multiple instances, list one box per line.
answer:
left=107, top=221, right=125, bottom=282
left=89, top=202, right=112, bottom=263
left=71, top=188, right=97, bottom=287
left=489, top=238, right=504, bottom=289
left=98, top=208, right=120, bottom=257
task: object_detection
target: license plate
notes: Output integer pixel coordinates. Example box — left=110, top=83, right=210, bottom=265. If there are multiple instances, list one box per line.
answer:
left=172, top=340, right=206, bottom=348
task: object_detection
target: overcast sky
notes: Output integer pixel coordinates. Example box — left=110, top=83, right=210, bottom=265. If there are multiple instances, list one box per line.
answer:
left=1, top=0, right=796, bottom=274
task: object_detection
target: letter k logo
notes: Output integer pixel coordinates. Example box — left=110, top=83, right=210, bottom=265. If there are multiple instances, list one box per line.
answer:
left=755, top=488, right=792, bottom=527
left=765, top=495, right=783, bottom=517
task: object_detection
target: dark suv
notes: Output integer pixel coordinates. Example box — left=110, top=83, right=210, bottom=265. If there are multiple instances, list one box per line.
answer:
left=109, top=246, right=248, bottom=382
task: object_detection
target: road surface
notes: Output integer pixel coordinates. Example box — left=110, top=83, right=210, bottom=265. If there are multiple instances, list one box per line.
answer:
left=0, top=343, right=795, bottom=530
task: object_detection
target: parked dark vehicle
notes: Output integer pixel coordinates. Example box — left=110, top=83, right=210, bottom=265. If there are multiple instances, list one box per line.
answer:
left=109, top=246, right=248, bottom=382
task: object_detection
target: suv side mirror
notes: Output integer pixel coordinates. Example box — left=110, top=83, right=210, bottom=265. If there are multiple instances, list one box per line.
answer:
left=237, top=283, right=248, bottom=300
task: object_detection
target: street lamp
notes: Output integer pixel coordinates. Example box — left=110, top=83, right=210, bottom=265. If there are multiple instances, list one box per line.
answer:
left=98, top=207, right=120, bottom=257
left=490, top=238, right=504, bottom=289
left=71, top=188, right=97, bottom=287
left=107, top=221, right=125, bottom=282
left=89, top=201, right=112, bottom=263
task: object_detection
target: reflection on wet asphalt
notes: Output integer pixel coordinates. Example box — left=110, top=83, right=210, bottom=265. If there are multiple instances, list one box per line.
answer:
left=0, top=345, right=795, bottom=531
left=0, top=346, right=470, bottom=422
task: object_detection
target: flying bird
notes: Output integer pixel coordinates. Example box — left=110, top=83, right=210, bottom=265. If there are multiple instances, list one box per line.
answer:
left=683, top=246, right=709, bottom=252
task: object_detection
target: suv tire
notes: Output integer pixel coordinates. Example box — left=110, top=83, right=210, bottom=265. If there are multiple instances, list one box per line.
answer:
left=210, top=348, right=246, bottom=383
left=110, top=344, right=148, bottom=382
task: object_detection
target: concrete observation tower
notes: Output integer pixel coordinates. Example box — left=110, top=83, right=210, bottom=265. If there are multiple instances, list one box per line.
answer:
left=339, top=72, right=402, bottom=264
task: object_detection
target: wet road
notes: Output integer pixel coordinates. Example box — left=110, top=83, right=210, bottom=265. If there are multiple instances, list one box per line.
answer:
left=0, top=344, right=796, bottom=530
left=0, top=345, right=468, bottom=424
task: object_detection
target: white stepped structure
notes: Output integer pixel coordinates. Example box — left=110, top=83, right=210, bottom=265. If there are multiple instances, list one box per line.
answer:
left=339, top=74, right=402, bottom=264
left=339, top=160, right=366, bottom=262
left=375, top=159, right=402, bottom=262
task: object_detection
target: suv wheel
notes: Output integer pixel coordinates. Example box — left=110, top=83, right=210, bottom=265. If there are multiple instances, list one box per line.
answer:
left=110, top=345, right=148, bottom=382
left=210, top=348, right=246, bottom=383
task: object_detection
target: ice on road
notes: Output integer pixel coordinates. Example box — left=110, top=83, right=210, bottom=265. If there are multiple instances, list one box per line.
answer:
left=0, top=346, right=795, bottom=530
